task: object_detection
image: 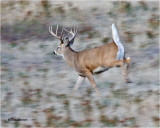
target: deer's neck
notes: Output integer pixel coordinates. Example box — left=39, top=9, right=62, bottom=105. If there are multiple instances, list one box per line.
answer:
left=63, top=46, right=77, bottom=69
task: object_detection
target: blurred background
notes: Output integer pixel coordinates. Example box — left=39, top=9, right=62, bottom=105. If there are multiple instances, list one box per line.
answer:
left=1, top=0, right=159, bottom=127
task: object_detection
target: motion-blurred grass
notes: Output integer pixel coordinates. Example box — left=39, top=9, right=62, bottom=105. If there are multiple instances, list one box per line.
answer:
left=1, top=0, right=159, bottom=127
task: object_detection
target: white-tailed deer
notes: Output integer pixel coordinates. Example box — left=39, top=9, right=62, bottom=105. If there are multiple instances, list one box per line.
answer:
left=49, top=23, right=131, bottom=96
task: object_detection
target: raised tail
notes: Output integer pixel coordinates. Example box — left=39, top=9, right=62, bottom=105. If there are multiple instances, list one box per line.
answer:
left=112, top=23, right=124, bottom=60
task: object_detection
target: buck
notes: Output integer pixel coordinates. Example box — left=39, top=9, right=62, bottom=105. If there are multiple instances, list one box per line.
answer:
left=49, top=23, right=131, bottom=96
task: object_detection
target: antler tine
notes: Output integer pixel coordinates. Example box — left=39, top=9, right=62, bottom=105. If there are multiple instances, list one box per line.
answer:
left=64, top=26, right=76, bottom=36
left=60, top=28, right=64, bottom=39
left=63, top=28, right=71, bottom=34
left=74, top=25, right=76, bottom=33
left=74, top=26, right=78, bottom=35
left=75, top=26, right=78, bottom=33
left=49, top=26, right=51, bottom=32
left=63, top=26, right=78, bottom=44
left=50, top=26, right=54, bottom=33
left=49, top=25, right=63, bottom=41
left=56, top=25, right=58, bottom=35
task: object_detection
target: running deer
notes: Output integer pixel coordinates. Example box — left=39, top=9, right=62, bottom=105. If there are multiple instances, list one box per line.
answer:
left=49, top=23, right=131, bottom=96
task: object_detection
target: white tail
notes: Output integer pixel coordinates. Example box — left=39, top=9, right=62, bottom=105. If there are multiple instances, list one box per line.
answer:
left=112, top=23, right=124, bottom=60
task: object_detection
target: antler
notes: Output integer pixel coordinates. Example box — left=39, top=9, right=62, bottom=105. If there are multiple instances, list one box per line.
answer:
left=49, top=25, right=64, bottom=41
left=64, top=26, right=78, bottom=44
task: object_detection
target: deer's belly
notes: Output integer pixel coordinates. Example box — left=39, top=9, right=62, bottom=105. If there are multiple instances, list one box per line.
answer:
left=92, top=66, right=109, bottom=74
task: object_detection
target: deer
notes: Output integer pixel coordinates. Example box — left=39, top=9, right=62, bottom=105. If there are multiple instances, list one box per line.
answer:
left=49, top=23, right=131, bottom=96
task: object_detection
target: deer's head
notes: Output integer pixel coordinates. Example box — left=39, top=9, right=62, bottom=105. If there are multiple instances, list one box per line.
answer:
left=49, top=25, right=77, bottom=56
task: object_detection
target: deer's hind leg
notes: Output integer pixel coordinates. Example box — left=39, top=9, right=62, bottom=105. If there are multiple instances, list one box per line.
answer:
left=124, top=57, right=131, bottom=83
left=121, top=64, right=130, bottom=83
left=113, top=60, right=131, bottom=83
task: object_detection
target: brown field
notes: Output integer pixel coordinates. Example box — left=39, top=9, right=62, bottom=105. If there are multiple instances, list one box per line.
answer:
left=1, top=0, right=159, bottom=127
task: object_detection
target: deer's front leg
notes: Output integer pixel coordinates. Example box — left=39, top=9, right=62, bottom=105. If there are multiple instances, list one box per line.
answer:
left=85, top=71, right=100, bottom=97
left=72, top=75, right=85, bottom=95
